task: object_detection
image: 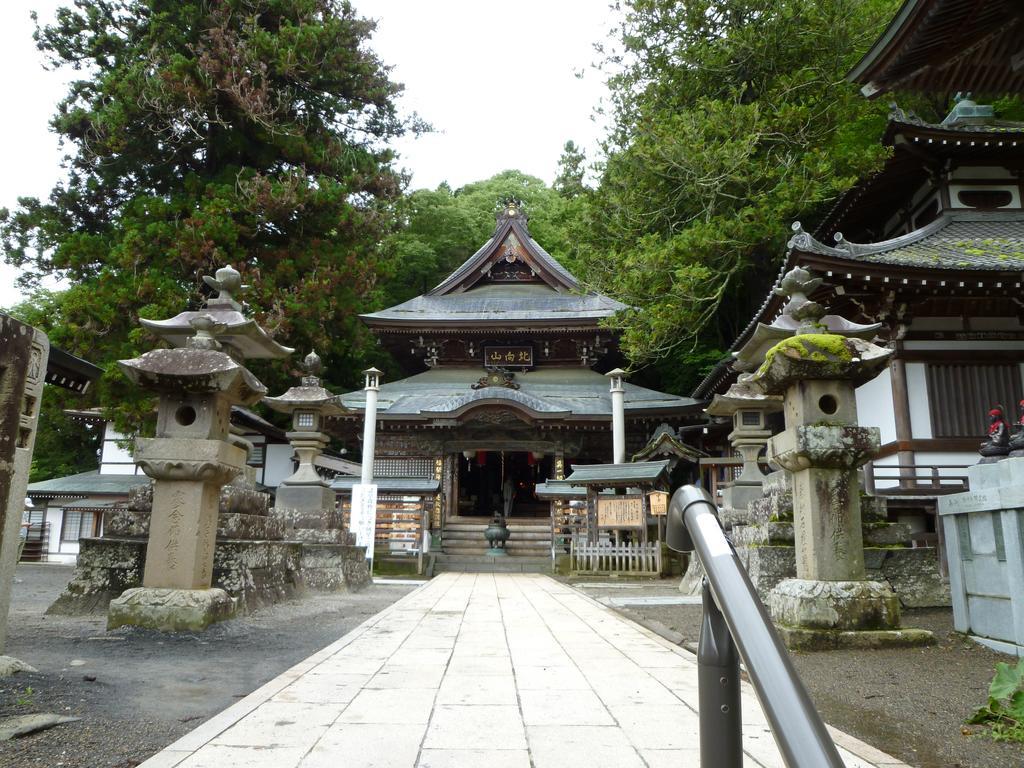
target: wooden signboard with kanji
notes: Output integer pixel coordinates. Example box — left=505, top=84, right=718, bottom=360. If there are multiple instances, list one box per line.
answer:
left=597, top=496, right=644, bottom=528
left=484, top=346, right=533, bottom=368
left=648, top=491, right=669, bottom=517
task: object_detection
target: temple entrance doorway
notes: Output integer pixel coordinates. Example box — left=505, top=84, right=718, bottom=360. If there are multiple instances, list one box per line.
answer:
left=454, top=450, right=552, bottom=519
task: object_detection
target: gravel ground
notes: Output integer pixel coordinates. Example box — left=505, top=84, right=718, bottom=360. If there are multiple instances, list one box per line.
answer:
left=0, top=563, right=416, bottom=768
left=575, top=580, right=1024, bottom=768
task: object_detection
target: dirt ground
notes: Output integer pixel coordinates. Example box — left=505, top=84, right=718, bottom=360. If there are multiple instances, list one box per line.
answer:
left=0, top=563, right=415, bottom=768
left=575, top=579, right=1024, bottom=768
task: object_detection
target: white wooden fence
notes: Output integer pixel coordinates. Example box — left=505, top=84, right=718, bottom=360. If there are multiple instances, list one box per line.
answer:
left=570, top=540, right=661, bottom=575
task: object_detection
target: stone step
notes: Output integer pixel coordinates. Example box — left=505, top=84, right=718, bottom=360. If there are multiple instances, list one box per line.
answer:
left=442, top=545, right=551, bottom=557
left=442, top=530, right=552, bottom=542
left=432, top=553, right=551, bottom=574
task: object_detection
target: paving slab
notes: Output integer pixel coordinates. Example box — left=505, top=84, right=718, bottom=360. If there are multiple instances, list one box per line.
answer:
left=138, top=573, right=910, bottom=768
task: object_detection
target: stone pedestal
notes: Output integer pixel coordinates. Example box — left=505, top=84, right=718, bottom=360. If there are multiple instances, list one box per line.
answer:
left=108, top=587, right=236, bottom=632
left=136, top=438, right=246, bottom=589
left=939, top=457, right=1024, bottom=655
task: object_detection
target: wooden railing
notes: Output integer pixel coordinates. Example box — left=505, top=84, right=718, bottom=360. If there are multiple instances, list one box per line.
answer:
left=863, top=463, right=970, bottom=496
left=570, top=539, right=661, bottom=574
left=19, top=523, right=50, bottom=562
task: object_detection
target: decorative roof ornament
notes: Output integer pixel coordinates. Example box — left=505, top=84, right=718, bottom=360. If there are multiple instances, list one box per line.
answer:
left=202, top=264, right=247, bottom=311
left=494, top=195, right=529, bottom=230
left=302, top=349, right=323, bottom=385
left=731, top=264, right=882, bottom=372
left=141, top=263, right=294, bottom=360
left=186, top=315, right=227, bottom=351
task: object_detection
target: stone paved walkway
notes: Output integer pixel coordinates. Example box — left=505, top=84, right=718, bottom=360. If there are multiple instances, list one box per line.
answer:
left=139, top=573, right=908, bottom=768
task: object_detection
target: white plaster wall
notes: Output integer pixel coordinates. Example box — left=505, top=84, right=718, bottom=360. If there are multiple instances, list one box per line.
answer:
left=856, top=367, right=897, bottom=445
left=905, top=363, right=932, bottom=439
left=263, top=443, right=295, bottom=488
left=100, top=423, right=140, bottom=475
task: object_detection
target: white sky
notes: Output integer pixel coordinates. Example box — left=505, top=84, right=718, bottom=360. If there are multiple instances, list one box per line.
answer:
left=0, top=0, right=615, bottom=310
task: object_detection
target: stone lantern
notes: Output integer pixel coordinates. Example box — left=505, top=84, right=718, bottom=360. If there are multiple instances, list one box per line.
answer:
left=264, top=351, right=350, bottom=539
left=704, top=380, right=782, bottom=526
left=107, top=266, right=292, bottom=632
left=743, top=266, right=933, bottom=649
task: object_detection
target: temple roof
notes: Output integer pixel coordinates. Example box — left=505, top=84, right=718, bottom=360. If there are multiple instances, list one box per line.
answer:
left=815, top=110, right=1024, bottom=243
left=791, top=211, right=1024, bottom=271
left=337, top=367, right=700, bottom=422
left=564, top=460, right=671, bottom=487
left=362, top=283, right=625, bottom=328
left=848, top=0, right=1024, bottom=97
left=27, top=470, right=149, bottom=499
left=363, top=200, right=624, bottom=330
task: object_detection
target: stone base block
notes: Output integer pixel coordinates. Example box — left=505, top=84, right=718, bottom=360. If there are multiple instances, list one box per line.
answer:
left=301, top=544, right=370, bottom=591
left=107, top=587, right=237, bottom=632
left=217, top=512, right=284, bottom=541
left=865, top=547, right=950, bottom=608
left=219, top=486, right=271, bottom=516
left=769, top=578, right=901, bottom=631
left=775, top=626, right=935, bottom=651
left=717, top=506, right=753, bottom=530
left=287, top=528, right=354, bottom=545
left=863, top=523, right=913, bottom=546
left=748, top=490, right=794, bottom=525
left=46, top=537, right=147, bottom=615
left=104, top=508, right=150, bottom=537
left=732, top=522, right=794, bottom=547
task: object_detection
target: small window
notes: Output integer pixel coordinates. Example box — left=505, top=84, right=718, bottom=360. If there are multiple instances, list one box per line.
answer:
left=957, top=190, right=1013, bottom=209
left=296, top=412, right=316, bottom=428
left=741, top=411, right=761, bottom=426
left=61, top=510, right=97, bottom=543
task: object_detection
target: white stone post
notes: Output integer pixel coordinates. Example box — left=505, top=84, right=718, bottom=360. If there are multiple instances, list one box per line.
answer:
left=361, top=368, right=382, bottom=485
left=607, top=368, right=626, bottom=464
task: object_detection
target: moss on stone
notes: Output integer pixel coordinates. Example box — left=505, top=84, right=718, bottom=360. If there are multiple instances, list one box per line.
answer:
left=757, top=333, right=854, bottom=378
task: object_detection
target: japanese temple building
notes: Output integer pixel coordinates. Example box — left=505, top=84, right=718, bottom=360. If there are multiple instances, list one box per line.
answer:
left=332, top=200, right=703, bottom=559
left=696, top=10, right=1024, bottom=549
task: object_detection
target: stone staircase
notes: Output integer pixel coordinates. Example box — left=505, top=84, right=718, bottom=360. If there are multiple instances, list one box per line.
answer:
left=436, top=518, right=553, bottom=573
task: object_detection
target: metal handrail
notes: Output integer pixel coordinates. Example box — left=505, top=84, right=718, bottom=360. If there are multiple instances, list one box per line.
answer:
left=666, top=485, right=845, bottom=768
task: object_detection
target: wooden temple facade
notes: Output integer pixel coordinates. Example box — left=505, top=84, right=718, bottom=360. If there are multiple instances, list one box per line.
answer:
left=331, top=200, right=703, bottom=562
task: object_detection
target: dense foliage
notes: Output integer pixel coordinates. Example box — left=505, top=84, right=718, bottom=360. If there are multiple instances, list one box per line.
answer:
left=2, top=0, right=418, bottom=433
left=575, top=0, right=900, bottom=391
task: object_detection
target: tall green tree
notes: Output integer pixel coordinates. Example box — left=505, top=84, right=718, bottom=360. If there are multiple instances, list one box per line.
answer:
left=578, top=0, right=900, bottom=391
left=2, top=0, right=419, bottom=431
left=553, top=140, right=588, bottom=199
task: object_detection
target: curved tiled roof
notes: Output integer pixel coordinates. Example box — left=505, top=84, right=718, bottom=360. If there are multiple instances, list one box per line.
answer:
left=339, top=367, right=700, bottom=421
left=790, top=211, right=1024, bottom=271
left=362, top=283, right=625, bottom=326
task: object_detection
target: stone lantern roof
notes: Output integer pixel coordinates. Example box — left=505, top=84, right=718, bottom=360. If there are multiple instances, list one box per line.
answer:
left=141, top=265, right=293, bottom=360
left=264, top=350, right=349, bottom=417
left=731, top=267, right=882, bottom=373
left=118, top=323, right=266, bottom=406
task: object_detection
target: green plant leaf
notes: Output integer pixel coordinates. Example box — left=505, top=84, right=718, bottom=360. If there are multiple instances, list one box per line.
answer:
left=990, top=660, right=1024, bottom=701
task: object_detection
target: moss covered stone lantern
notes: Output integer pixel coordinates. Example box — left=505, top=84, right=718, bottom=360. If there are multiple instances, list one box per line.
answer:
left=741, top=266, right=933, bottom=649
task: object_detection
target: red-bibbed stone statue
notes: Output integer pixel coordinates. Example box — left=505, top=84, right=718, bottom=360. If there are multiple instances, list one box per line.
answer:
left=979, top=404, right=1011, bottom=462
left=1009, top=400, right=1024, bottom=457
